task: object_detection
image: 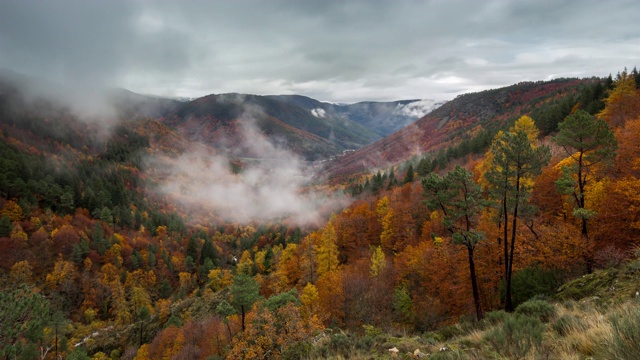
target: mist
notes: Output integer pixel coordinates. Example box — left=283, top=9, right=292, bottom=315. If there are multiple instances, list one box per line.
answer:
left=148, top=113, right=350, bottom=226
left=0, top=69, right=125, bottom=138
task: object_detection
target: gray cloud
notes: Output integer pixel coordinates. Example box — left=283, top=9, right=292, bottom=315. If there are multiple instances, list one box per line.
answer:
left=1, top=0, right=638, bottom=103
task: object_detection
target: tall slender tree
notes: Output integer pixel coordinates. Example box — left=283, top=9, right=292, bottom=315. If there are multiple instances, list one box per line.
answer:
left=555, top=110, right=617, bottom=270
left=231, top=274, right=260, bottom=332
left=485, top=117, right=551, bottom=311
left=423, top=165, right=487, bottom=321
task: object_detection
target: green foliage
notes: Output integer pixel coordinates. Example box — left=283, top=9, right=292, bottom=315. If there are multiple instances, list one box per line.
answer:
left=423, top=165, right=486, bottom=249
left=282, top=341, right=312, bottom=360
left=165, top=314, right=183, bottom=328
left=484, top=314, right=545, bottom=359
left=0, top=215, right=11, bottom=237
left=601, top=304, right=640, bottom=360
left=392, top=285, right=414, bottom=323
left=65, top=347, right=91, bottom=360
left=403, top=164, right=415, bottom=183
left=423, top=165, right=486, bottom=320
left=0, top=285, right=51, bottom=360
left=514, top=300, right=557, bottom=323
left=508, top=266, right=561, bottom=308
left=482, top=310, right=509, bottom=326
left=264, top=288, right=299, bottom=312
left=231, top=274, right=261, bottom=331
left=200, top=238, right=218, bottom=265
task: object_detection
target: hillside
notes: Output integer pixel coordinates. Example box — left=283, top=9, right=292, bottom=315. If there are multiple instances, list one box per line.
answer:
left=162, top=93, right=382, bottom=161
left=326, top=78, right=597, bottom=177
left=270, top=94, right=446, bottom=137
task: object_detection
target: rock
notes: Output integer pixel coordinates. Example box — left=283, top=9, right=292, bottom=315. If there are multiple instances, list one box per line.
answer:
left=413, top=348, right=428, bottom=358
left=389, top=347, right=399, bottom=357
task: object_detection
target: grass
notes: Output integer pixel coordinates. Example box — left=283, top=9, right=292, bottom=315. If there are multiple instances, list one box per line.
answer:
left=297, top=259, right=640, bottom=359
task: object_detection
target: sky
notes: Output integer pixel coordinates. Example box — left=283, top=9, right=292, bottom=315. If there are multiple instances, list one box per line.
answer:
left=1, top=0, right=639, bottom=103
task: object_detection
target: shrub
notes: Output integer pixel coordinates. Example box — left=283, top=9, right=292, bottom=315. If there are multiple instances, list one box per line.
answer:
left=484, top=314, right=545, bottom=359
left=282, top=341, right=312, bottom=360
left=482, top=310, right=509, bottom=326
left=514, top=299, right=557, bottom=322
left=504, top=265, right=561, bottom=308
left=437, top=324, right=463, bottom=341
left=601, top=304, right=640, bottom=360
left=552, top=314, right=584, bottom=336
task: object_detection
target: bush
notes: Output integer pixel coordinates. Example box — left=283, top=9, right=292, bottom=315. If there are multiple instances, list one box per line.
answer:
left=437, top=324, right=463, bottom=341
left=484, top=314, right=545, bottom=359
left=505, top=266, right=561, bottom=308
left=482, top=310, right=509, bottom=327
left=551, top=314, right=584, bottom=336
left=601, top=305, right=640, bottom=360
left=282, top=341, right=312, bottom=360
left=515, top=299, right=557, bottom=322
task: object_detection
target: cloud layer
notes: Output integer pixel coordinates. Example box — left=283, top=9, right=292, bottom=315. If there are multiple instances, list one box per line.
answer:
left=149, top=116, right=347, bottom=225
left=1, top=1, right=638, bottom=103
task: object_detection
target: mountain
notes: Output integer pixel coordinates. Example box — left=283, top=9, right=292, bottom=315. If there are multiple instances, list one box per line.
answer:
left=269, top=94, right=446, bottom=137
left=161, top=93, right=382, bottom=161
left=325, top=78, right=597, bottom=177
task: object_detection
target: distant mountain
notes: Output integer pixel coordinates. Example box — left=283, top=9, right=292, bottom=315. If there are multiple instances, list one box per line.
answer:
left=109, top=89, right=183, bottom=119
left=325, top=78, right=596, bottom=177
left=163, top=93, right=384, bottom=161
left=268, top=95, right=446, bottom=137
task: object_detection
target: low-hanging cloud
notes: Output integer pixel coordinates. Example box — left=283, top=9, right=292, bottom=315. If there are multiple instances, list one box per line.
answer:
left=147, top=109, right=349, bottom=226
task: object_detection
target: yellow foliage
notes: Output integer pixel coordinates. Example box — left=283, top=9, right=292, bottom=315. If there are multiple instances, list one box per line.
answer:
left=133, top=344, right=149, bottom=360
left=155, top=299, right=172, bottom=323
left=9, top=224, right=28, bottom=242
left=316, top=222, right=339, bottom=277
left=1, top=200, right=23, bottom=221
left=83, top=257, right=93, bottom=272
left=46, top=257, right=77, bottom=288
left=380, top=208, right=396, bottom=252
left=511, top=115, right=539, bottom=144
left=237, top=250, right=254, bottom=275
left=112, top=233, right=125, bottom=244
left=178, top=272, right=192, bottom=290
left=208, top=268, right=233, bottom=292
left=370, top=246, right=386, bottom=277
left=10, top=260, right=33, bottom=284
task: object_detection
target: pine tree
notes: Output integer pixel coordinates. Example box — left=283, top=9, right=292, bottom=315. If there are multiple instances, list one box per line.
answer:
left=555, top=110, right=617, bottom=270
left=404, top=164, right=415, bottom=184
left=200, top=238, right=217, bottom=265
left=485, top=117, right=551, bottom=312
left=423, top=165, right=487, bottom=320
left=231, top=274, right=261, bottom=332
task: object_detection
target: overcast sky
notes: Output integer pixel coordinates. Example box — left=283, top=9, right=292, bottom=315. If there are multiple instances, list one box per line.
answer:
left=1, top=0, right=638, bottom=103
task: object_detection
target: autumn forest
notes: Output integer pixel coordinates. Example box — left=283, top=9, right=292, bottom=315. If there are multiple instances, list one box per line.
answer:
left=2, top=68, right=640, bottom=360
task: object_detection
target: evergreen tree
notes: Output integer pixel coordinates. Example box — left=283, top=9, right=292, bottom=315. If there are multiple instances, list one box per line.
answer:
left=99, top=207, right=113, bottom=226
left=423, top=165, right=487, bottom=321
left=200, top=238, right=217, bottom=265
left=485, top=118, right=551, bottom=312
left=0, top=215, right=11, bottom=237
left=555, top=110, right=617, bottom=269
left=186, top=236, right=199, bottom=262
left=0, top=285, right=51, bottom=359
left=387, top=168, right=397, bottom=190
left=404, top=164, right=415, bottom=184
left=231, top=274, right=261, bottom=332
left=158, top=279, right=173, bottom=299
